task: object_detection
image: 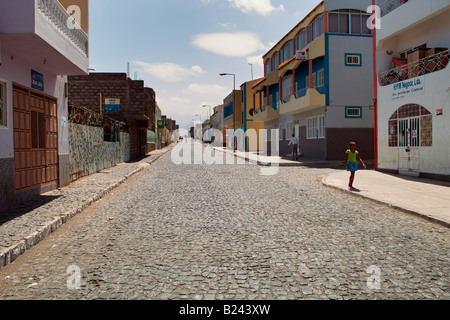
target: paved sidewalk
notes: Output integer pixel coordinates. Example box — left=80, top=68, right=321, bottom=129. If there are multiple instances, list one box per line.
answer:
left=0, top=145, right=174, bottom=269
left=212, top=146, right=345, bottom=168
left=322, top=170, right=450, bottom=228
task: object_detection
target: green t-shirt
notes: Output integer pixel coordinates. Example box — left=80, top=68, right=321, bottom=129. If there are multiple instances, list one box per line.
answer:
left=346, top=150, right=359, bottom=163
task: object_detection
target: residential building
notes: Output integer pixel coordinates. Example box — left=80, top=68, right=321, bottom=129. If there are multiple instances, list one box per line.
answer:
left=253, top=0, right=375, bottom=160
left=374, top=0, right=450, bottom=180
left=67, top=73, right=157, bottom=160
left=0, top=0, right=89, bottom=211
left=212, top=105, right=224, bottom=132
left=222, top=79, right=264, bottom=151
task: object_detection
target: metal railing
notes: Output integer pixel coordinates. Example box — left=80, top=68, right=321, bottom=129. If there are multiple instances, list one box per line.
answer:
left=69, top=103, right=126, bottom=131
left=379, top=0, right=409, bottom=17
left=378, top=49, right=449, bottom=86
left=37, top=0, right=88, bottom=55
left=295, top=87, right=308, bottom=99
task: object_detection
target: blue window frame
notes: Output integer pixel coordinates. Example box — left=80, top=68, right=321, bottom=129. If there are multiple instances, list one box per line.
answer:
left=346, top=107, right=362, bottom=118
left=345, top=53, right=362, bottom=66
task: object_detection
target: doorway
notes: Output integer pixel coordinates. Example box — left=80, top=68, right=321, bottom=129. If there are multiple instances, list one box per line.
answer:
left=13, top=84, right=59, bottom=192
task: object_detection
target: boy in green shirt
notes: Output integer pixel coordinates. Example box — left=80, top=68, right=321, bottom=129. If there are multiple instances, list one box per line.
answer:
left=345, top=142, right=366, bottom=191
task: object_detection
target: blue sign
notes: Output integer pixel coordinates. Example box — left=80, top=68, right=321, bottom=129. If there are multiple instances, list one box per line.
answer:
left=31, top=70, right=44, bottom=92
left=105, top=98, right=121, bottom=113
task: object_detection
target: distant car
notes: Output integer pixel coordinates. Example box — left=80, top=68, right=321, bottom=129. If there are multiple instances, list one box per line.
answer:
left=179, top=136, right=184, bottom=141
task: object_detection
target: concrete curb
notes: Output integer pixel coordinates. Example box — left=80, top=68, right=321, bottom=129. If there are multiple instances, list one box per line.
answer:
left=0, top=147, right=172, bottom=269
left=212, top=146, right=343, bottom=168
left=321, top=178, right=450, bottom=229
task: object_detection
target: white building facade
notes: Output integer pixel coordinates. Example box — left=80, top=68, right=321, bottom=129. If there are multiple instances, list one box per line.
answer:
left=375, top=0, right=450, bottom=179
left=0, top=0, right=89, bottom=210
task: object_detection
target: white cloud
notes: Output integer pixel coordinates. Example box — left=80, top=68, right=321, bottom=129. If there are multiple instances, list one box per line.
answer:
left=228, top=0, right=285, bottom=16
left=134, top=61, right=204, bottom=82
left=184, top=83, right=230, bottom=100
left=192, top=32, right=267, bottom=57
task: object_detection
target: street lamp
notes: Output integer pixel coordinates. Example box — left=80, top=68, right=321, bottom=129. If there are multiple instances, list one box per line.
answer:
left=220, top=73, right=236, bottom=90
left=202, top=105, right=211, bottom=120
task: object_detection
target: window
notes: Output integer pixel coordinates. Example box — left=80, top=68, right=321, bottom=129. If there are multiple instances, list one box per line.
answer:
left=318, top=116, right=325, bottom=138
left=279, top=123, right=285, bottom=141
left=265, top=58, right=272, bottom=75
left=317, top=69, right=324, bottom=87
left=286, top=121, right=294, bottom=139
left=282, top=74, right=293, bottom=102
left=280, top=40, right=293, bottom=64
left=305, top=75, right=310, bottom=88
left=312, top=72, right=317, bottom=88
left=272, top=52, right=279, bottom=70
left=345, top=54, right=362, bottom=66
left=295, top=29, right=307, bottom=51
left=0, top=81, right=6, bottom=126
left=346, top=107, right=362, bottom=118
left=308, top=14, right=324, bottom=43
left=307, top=116, right=325, bottom=139
left=328, top=11, right=371, bottom=35
left=307, top=117, right=318, bottom=139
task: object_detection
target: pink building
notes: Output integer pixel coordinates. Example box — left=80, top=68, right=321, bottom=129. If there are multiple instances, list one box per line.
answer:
left=0, top=0, right=89, bottom=211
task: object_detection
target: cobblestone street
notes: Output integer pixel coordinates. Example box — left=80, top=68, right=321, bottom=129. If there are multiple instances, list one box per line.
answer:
left=0, top=142, right=448, bottom=300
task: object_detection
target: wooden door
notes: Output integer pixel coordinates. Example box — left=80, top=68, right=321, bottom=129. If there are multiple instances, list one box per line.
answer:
left=13, top=85, right=58, bottom=192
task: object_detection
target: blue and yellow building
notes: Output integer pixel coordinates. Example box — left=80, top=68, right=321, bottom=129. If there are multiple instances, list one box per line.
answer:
left=252, top=0, right=375, bottom=160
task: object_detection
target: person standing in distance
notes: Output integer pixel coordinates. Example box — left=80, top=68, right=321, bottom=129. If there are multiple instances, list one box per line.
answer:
left=345, top=142, right=366, bottom=191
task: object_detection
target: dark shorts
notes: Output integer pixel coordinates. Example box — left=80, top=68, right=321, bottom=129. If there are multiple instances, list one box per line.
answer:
left=347, top=162, right=358, bottom=172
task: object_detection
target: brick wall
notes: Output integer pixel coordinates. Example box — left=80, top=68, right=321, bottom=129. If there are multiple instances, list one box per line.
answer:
left=68, top=73, right=157, bottom=160
left=326, top=128, right=374, bottom=161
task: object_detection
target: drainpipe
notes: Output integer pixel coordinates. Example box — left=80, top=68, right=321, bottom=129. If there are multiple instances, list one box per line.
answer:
left=372, top=0, right=379, bottom=170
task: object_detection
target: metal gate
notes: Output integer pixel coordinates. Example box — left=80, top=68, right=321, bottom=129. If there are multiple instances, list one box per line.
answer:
left=13, top=84, right=59, bottom=192
left=398, top=117, right=420, bottom=177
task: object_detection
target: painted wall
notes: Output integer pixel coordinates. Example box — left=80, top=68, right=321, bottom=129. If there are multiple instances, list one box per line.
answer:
left=328, top=34, right=374, bottom=107
left=377, top=67, right=450, bottom=176
left=69, top=123, right=130, bottom=182
left=376, top=2, right=450, bottom=177
left=0, top=45, right=67, bottom=159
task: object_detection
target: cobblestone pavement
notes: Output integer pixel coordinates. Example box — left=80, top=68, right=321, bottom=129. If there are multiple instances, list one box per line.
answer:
left=0, top=142, right=448, bottom=300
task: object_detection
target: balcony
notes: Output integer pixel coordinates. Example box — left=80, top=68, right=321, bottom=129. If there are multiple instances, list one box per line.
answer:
left=379, top=0, right=409, bottom=17
left=279, top=88, right=326, bottom=115
left=38, top=0, right=88, bottom=55
left=253, top=104, right=279, bottom=122
left=377, top=0, right=450, bottom=43
left=378, top=49, right=449, bottom=86
left=0, top=0, right=89, bottom=75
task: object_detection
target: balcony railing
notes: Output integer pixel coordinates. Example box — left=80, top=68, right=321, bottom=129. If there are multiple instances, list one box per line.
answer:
left=295, top=88, right=308, bottom=99
left=379, top=0, right=409, bottom=17
left=379, top=49, right=449, bottom=86
left=38, top=0, right=88, bottom=55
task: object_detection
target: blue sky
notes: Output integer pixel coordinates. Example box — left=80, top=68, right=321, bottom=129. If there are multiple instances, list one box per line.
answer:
left=89, top=0, right=322, bottom=129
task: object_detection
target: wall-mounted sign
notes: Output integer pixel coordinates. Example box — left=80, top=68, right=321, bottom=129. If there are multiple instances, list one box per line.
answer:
left=157, top=120, right=165, bottom=129
left=391, top=76, right=425, bottom=100
left=31, top=70, right=44, bottom=92
left=437, top=109, right=443, bottom=116
left=105, top=98, right=120, bottom=113
left=296, top=50, right=309, bottom=61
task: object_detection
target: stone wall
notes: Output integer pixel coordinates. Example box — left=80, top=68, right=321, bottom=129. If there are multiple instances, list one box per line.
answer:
left=69, top=123, right=130, bottom=182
